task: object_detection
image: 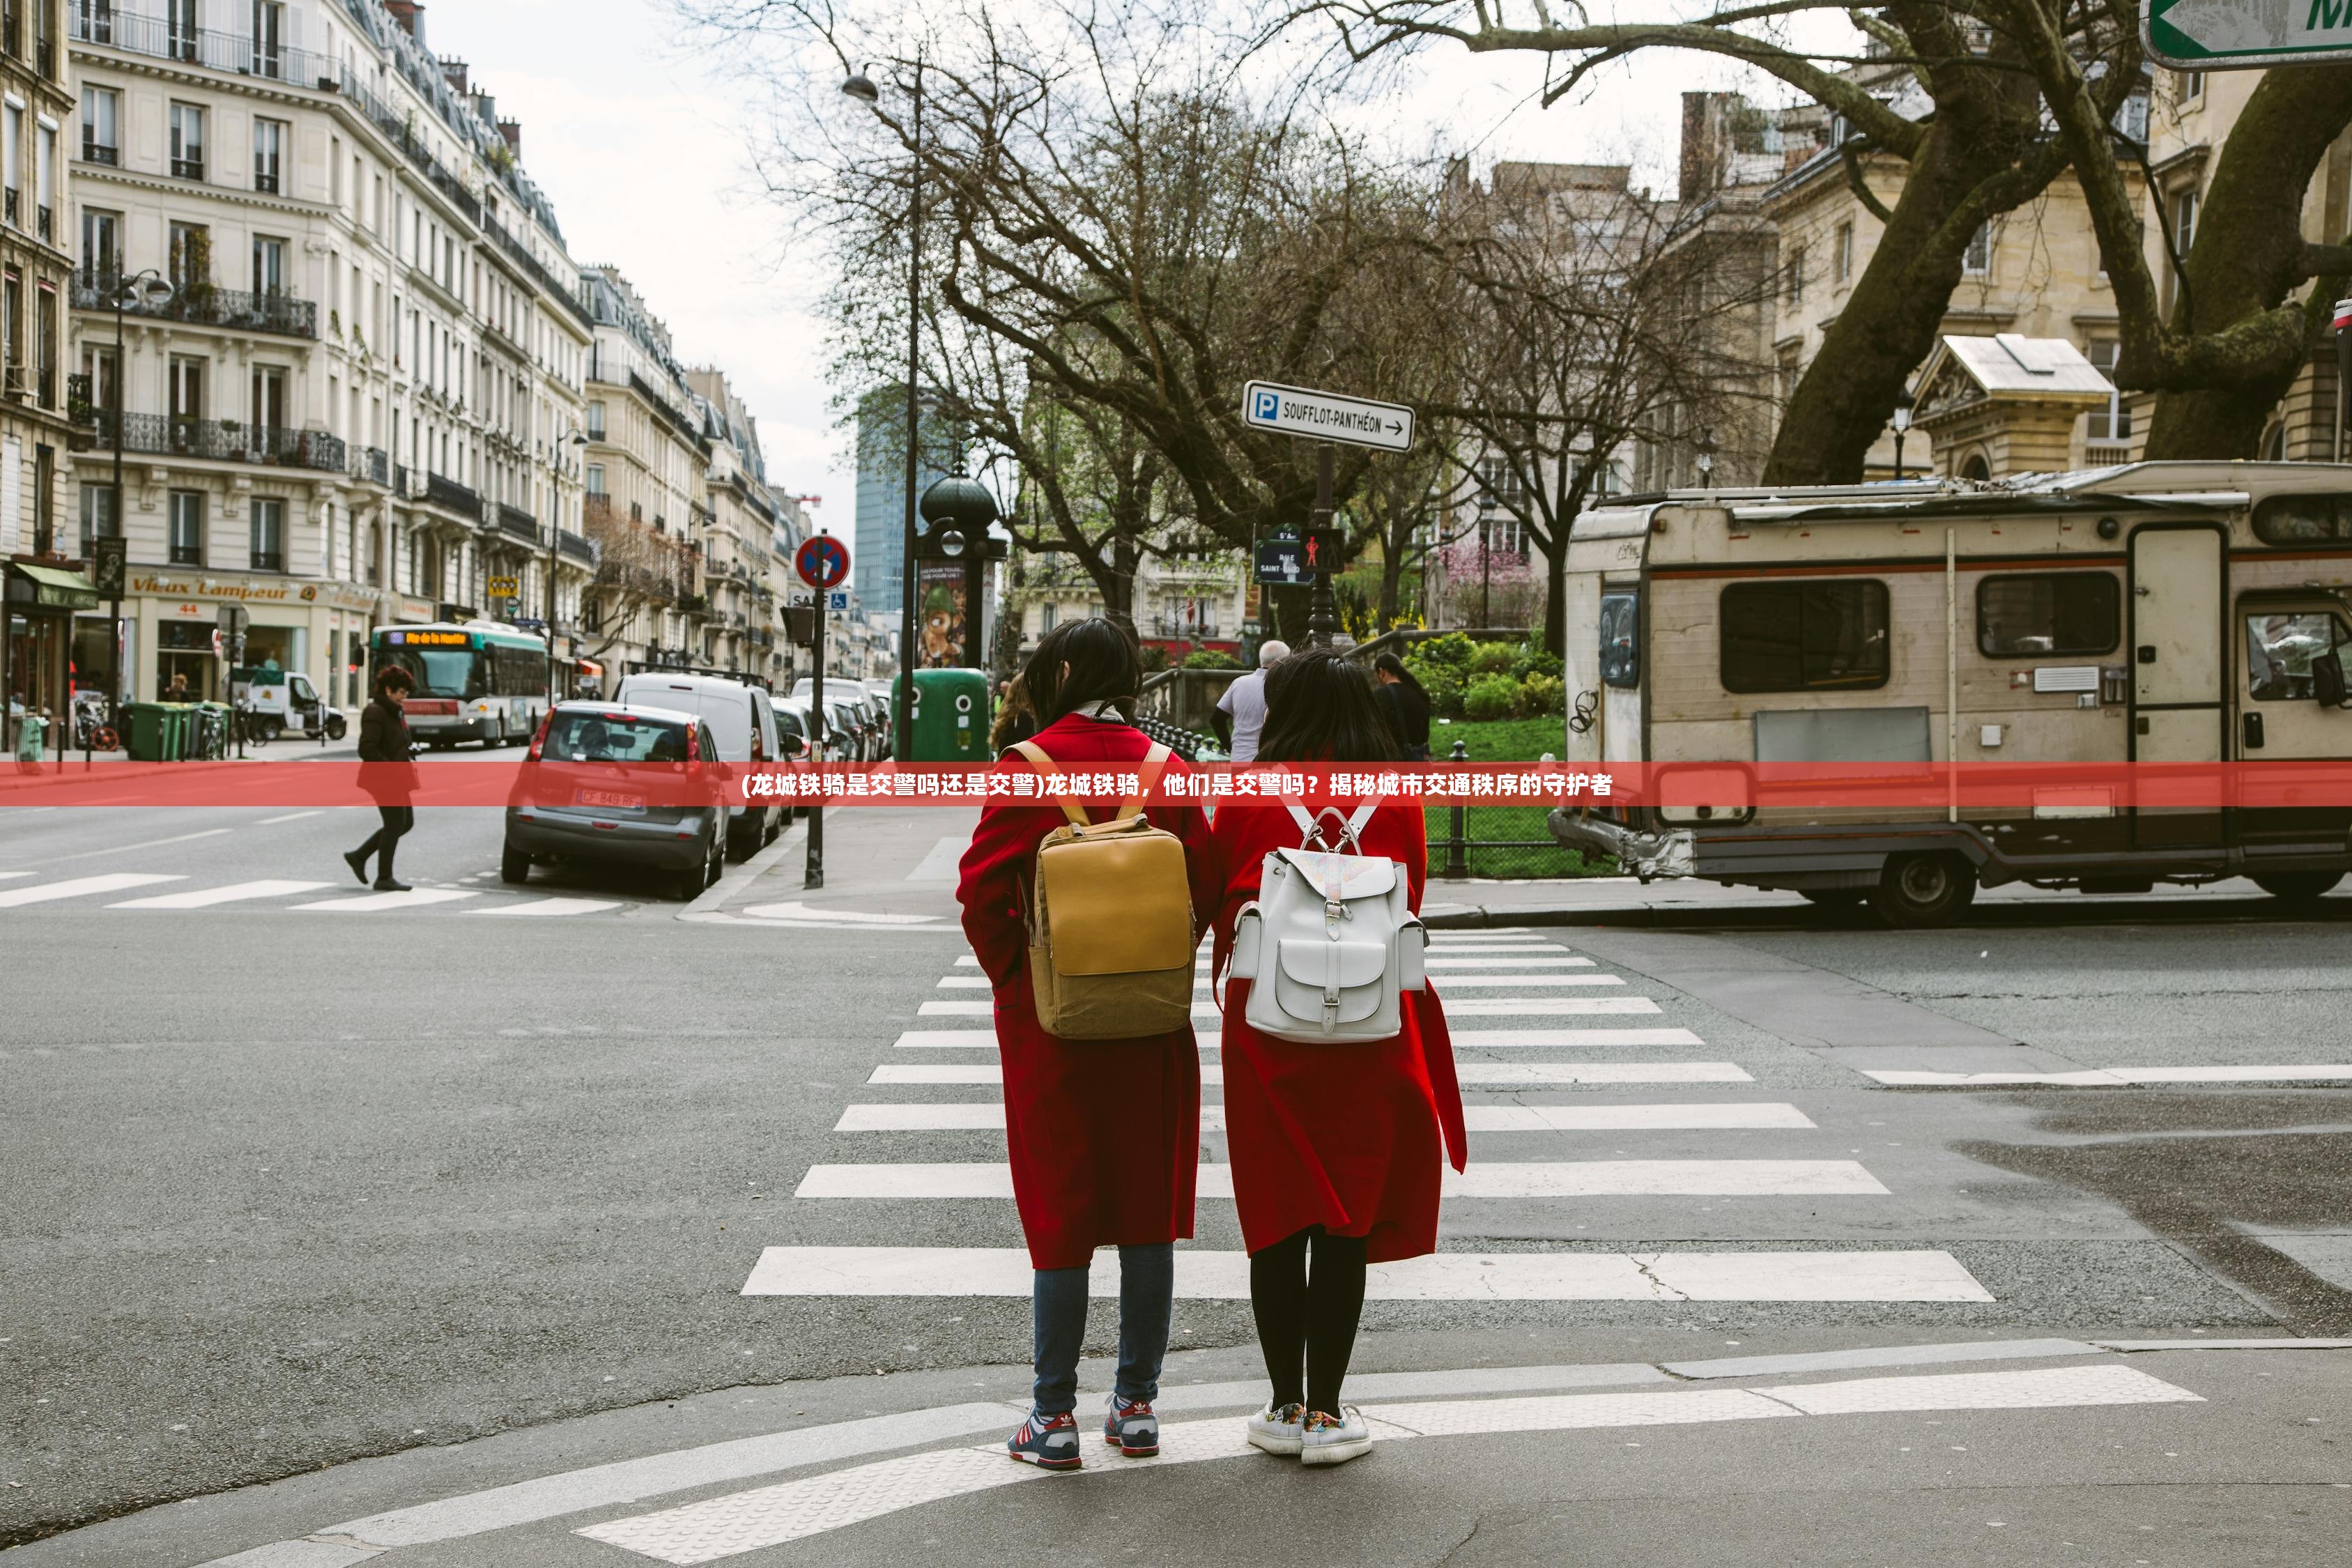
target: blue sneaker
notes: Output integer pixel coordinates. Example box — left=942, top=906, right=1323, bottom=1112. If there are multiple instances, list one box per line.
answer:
left=1104, top=1394, right=1160, bottom=1456
left=1006, top=1408, right=1082, bottom=1470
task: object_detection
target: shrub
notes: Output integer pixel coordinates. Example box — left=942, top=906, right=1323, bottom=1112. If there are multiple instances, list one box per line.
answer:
left=1512, top=643, right=1564, bottom=682
left=1468, top=640, right=1519, bottom=676
left=1463, top=673, right=1521, bottom=722
left=1414, top=661, right=1467, bottom=718
left=1181, top=648, right=1241, bottom=670
left=1519, top=673, right=1565, bottom=717
left=1411, top=632, right=1477, bottom=670
left=1137, top=644, right=1171, bottom=674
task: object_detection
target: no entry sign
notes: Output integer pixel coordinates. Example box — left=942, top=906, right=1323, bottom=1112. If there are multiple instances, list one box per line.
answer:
left=795, top=535, right=850, bottom=591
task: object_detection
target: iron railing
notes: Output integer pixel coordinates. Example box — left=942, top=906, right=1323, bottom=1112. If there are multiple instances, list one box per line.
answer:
left=72, top=6, right=331, bottom=85
left=75, top=410, right=346, bottom=472
left=495, top=503, right=538, bottom=542
left=81, top=137, right=117, bottom=167
left=171, top=157, right=204, bottom=182
left=557, top=530, right=596, bottom=564
left=352, top=445, right=390, bottom=486
left=423, top=471, right=482, bottom=520
left=72, top=270, right=317, bottom=339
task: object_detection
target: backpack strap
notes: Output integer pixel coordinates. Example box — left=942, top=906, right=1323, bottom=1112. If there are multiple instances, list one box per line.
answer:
left=1282, top=794, right=1381, bottom=851
left=1008, top=740, right=1089, bottom=828
left=1013, top=739, right=1173, bottom=828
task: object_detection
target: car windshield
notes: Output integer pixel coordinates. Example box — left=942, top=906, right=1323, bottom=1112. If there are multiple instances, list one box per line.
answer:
left=542, top=712, right=687, bottom=762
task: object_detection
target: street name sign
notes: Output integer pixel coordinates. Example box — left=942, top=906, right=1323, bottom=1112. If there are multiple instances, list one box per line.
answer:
left=1243, top=380, right=1414, bottom=453
left=2145, top=0, right=2352, bottom=70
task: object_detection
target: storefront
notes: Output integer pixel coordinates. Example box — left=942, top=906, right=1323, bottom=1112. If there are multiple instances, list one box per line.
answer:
left=5, top=562, right=99, bottom=753
left=121, top=569, right=381, bottom=710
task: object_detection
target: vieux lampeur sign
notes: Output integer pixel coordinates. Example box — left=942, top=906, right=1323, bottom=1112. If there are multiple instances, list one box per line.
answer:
left=2146, top=0, right=2352, bottom=69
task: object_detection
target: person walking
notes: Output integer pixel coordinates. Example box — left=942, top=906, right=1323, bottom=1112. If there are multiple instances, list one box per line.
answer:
left=956, top=620, right=1220, bottom=1470
left=1206, top=647, right=1468, bottom=1466
left=344, top=666, right=420, bottom=891
left=1373, top=652, right=1433, bottom=761
left=1211, top=638, right=1289, bottom=763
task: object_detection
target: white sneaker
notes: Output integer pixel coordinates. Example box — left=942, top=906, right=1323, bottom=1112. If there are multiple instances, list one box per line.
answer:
left=1299, top=1405, right=1373, bottom=1466
left=1245, top=1399, right=1305, bottom=1456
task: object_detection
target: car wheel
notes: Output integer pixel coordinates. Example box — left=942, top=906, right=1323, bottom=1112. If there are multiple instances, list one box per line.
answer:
left=2252, top=871, right=2343, bottom=903
left=327, top=715, right=347, bottom=740
left=707, top=824, right=727, bottom=887
left=500, top=845, right=531, bottom=884
left=1868, top=853, right=1978, bottom=929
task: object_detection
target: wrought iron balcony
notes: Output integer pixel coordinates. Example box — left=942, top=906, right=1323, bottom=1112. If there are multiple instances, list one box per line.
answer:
left=72, top=270, right=317, bottom=339
left=72, top=7, right=332, bottom=87
left=557, top=530, right=597, bottom=565
left=36, top=203, right=49, bottom=242
left=422, top=471, right=482, bottom=521
left=171, top=157, right=204, bottom=182
left=351, top=445, right=390, bottom=487
left=495, top=503, right=539, bottom=543
left=75, top=410, right=346, bottom=473
left=3, top=189, right=13, bottom=226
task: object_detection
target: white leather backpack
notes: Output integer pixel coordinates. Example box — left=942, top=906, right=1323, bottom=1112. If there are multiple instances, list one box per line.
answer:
left=1228, top=799, right=1426, bottom=1043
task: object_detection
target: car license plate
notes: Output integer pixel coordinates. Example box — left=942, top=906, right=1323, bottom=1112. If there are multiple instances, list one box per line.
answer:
left=574, top=787, right=644, bottom=810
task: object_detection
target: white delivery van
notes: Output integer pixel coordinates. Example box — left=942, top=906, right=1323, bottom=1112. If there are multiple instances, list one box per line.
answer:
left=613, top=672, right=781, bottom=858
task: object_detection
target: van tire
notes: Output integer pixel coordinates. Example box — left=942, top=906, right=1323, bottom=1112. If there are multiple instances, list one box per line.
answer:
left=2252, top=871, right=2343, bottom=903
left=1869, top=853, right=1977, bottom=928
left=726, top=814, right=758, bottom=861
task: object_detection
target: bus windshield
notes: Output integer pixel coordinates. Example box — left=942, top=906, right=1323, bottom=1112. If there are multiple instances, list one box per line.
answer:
left=379, top=646, right=478, bottom=698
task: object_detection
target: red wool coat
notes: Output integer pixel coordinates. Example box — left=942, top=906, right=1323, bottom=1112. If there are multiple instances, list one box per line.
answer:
left=1207, top=798, right=1469, bottom=1263
left=955, top=714, right=1220, bottom=1270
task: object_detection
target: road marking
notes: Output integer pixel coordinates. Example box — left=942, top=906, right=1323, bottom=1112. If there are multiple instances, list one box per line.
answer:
left=1411, top=974, right=1626, bottom=987
left=1424, top=955, right=1594, bottom=968
left=0, top=871, right=36, bottom=880
left=835, top=1102, right=1811, bottom=1133
left=1451, top=1027, right=1702, bottom=1047
left=1428, top=998, right=1662, bottom=1015
left=919, top=1001, right=992, bottom=1016
left=472, top=898, right=627, bottom=917
left=741, top=1246, right=1985, bottom=1300
left=1455, top=1063, right=1753, bottom=1084
left=906, top=835, right=971, bottom=881
left=23, top=827, right=233, bottom=865
left=292, top=889, right=482, bottom=912
left=794, top=1160, right=1886, bottom=1199
left=1420, top=942, right=1570, bottom=954
left=109, top=879, right=332, bottom=909
left=258, top=810, right=323, bottom=824
left=954, top=955, right=981, bottom=965
left=738, top=900, right=944, bottom=925
left=893, top=1029, right=999, bottom=1047
left=935, top=976, right=992, bottom=989
left=1664, top=1337, right=2103, bottom=1381
left=0, top=873, right=183, bottom=907
left=1867, top=1065, right=2352, bottom=1085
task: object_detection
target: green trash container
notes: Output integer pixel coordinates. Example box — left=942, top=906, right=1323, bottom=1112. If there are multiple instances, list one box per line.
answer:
left=901, top=668, right=992, bottom=763
left=163, top=703, right=192, bottom=760
left=125, top=702, right=169, bottom=762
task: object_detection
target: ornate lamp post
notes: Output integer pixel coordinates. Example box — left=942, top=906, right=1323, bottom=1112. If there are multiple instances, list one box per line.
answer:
left=1891, top=390, right=1914, bottom=479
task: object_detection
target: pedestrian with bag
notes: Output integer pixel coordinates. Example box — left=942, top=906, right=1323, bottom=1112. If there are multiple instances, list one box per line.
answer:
left=1206, top=647, right=1468, bottom=1467
left=955, top=619, right=1220, bottom=1470
left=344, top=666, right=420, bottom=891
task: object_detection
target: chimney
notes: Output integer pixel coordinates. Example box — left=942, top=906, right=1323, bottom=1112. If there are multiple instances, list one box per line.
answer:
left=1679, top=92, right=1715, bottom=206
left=471, top=91, right=497, bottom=125
left=385, top=1, right=423, bottom=40
left=498, top=118, right=522, bottom=159
left=440, top=56, right=468, bottom=96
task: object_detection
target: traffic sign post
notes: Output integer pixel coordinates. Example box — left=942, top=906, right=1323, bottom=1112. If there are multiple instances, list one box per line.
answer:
left=1240, top=381, right=1413, bottom=645
left=93, top=537, right=126, bottom=735
left=2144, top=0, right=2352, bottom=70
left=794, top=533, right=852, bottom=889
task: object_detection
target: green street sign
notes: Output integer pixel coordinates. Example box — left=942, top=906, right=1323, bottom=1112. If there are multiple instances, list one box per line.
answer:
left=2146, top=0, right=2352, bottom=70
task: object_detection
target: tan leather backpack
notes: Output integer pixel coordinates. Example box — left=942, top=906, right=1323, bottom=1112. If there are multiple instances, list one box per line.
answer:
left=1011, top=740, right=1195, bottom=1039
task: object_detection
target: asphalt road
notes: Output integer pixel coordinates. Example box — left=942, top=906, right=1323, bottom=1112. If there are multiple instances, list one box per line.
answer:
left=2, top=797, right=2348, bottom=1562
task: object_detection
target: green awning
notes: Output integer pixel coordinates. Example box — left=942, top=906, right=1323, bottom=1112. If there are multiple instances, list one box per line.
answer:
left=8, top=564, right=101, bottom=611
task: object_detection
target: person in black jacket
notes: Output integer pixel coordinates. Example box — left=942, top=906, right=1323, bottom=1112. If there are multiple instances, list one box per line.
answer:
left=344, top=666, right=420, bottom=891
left=1374, top=653, right=1432, bottom=761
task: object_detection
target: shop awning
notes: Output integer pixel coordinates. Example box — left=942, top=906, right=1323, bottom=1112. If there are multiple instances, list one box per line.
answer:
left=6, top=563, right=100, bottom=612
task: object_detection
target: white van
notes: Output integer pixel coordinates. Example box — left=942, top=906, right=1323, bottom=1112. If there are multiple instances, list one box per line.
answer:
left=613, top=672, right=781, bottom=858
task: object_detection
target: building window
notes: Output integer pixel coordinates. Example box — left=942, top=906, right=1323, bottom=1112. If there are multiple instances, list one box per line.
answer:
left=36, top=121, right=52, bottom=239
left=4, top=102, right=21, bottom=228
left=78, top=483, right=116, bottom=556
left=32, top=444, right=51, bottom=555
left=1962, top=222, right=1992, bottom=275
left=249, top=499, right=285, bottom=573
left=251, top=365, right=286, bottom=432
left=1786, top=245, right=1806, bottom=305
left=586, top=400, right=606, bottom=439
left=1720, top=580, right=1891, bottom=693
left=164, top=0, right=197, bottom=61
left=253, top=118, right=286, bottom=195
left=78, top=85, right=116, bottom=166
left=36, top=284, right=53, bottom=407
left=2084, top=341, right=2131, bottom=445
left=1976, top=574, right=2121, bottom=657
left=251, top=1, right=286, bottom=79
left=80, top=206, right=118, bottom=281
left=169, top=490, right=204, bottom=565
left=169, top=354, right=206, bottom=426
left=169, top=102, right=204, bottom=181
left=3, top=272, right=20, bottom=397
left=2178, top=69, right=2205, bottom=104
left=2172, top=188, right=2199, bottom=254
left=252, top=235, right=285, bottom=295
left=168, top=222, right=208, bottom=290
left=1834, top=221, right=1854, bottom=284
left=584, top=463, right=604, bottom=495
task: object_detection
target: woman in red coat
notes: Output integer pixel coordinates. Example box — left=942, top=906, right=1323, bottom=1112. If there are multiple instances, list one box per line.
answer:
left=1206, top=648, right=1468, bottom=1467
left=956, top=620, right=1218, bottom=1470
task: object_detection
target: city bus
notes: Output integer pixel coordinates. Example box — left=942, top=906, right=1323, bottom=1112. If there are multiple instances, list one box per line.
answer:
left=371, top=622, right=552, bottom=749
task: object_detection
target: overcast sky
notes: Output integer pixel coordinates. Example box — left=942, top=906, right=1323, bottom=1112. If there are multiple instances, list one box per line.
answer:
left=429, top=1, right=1836, bottom=530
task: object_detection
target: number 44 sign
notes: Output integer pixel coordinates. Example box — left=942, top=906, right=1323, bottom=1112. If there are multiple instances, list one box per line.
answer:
left=2145, top=0, right=2352, bottom=70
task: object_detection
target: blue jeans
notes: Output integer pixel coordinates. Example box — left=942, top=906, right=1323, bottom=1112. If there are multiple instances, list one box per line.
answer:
left=1031, top=1243, right=1174, bottom=1416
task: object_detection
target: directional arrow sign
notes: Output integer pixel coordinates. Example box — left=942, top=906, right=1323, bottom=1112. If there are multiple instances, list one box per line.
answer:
left=1242, top=379, right=1415, bottom=454
left=2145, top=0, right=2352, bottom=70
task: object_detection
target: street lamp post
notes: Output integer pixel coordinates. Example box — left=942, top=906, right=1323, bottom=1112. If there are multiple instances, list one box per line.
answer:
left=843, top=56, right=923, bottom=763
left=109, top=270, right=174, bottom=721
left=557, top=431, right=587, bottom=703
left=1892, top=390, right=1914, bottom=480
left=1696, top=429, right=1717, bottom=492
left=1477, top=493, right=1496, bottom=629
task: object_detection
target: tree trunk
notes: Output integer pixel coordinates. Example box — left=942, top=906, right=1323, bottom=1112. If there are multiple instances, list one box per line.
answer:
left=2142, top=66, right=2352, bottom=459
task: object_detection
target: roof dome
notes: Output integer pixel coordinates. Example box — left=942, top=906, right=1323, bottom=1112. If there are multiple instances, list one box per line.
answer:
left=918, top=474, right=999, bottom=532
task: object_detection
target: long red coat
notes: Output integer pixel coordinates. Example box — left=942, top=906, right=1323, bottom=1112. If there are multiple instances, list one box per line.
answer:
left=956, top=713, right=1219, bottom=1270
left=1207, top=799, right=1469, bottom=1263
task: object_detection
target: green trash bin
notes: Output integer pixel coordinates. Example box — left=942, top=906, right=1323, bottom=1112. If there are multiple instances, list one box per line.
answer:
left=125, top=702, right=169, bottom=762
left=164, top=703, right=194, bottom=760
left=900, top=668, right=992, bottom=763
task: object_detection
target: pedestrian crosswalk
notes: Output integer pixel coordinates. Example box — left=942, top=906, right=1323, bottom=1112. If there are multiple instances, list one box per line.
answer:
left=0, top=868, right=628, bottom=916
left=743, top=927, right=1999, bottom=1307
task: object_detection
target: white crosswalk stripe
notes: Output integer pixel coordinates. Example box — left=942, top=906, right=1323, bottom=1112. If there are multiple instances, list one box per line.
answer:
left=866, top=1061, right=1760, bottom=1086
left=109, top=879, right=332, bottom=909
left=470, top=897, right=628, bottom=917
left=795, top=1160, right=1889, bottom=1199
left=0, top=872, right=639, bottom=916
left=0, top=873, right=183, bottom=906
left=834, top=1102, right=1814, bottom=1133
left=293, top=888, right=482, bottom=912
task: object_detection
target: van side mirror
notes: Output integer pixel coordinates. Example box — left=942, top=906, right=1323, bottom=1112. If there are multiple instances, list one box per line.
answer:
left=2317, top=647, right=2349, bottom=709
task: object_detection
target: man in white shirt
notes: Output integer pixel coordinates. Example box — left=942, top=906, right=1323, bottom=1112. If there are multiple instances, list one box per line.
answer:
left=1213, top=639, right=1289, bottom=762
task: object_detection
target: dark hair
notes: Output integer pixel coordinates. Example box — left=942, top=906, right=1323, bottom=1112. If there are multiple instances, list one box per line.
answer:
left=1374, top=652, right=1424, bottom=695
left=374, top=664, right=413, bottom=697
left=1022, top=619, right=1142, bottom=725
left=1257, top=648, right=1400, bottom=764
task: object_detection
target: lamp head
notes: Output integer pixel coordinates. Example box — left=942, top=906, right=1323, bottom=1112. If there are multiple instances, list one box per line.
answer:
left=841, top=68, right=879, bottom=105
left=1891, top=390, right=1914, bottom=433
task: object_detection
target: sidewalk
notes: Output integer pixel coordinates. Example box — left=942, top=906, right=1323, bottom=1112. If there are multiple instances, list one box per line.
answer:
left=686, top=804, right=973, bottom=925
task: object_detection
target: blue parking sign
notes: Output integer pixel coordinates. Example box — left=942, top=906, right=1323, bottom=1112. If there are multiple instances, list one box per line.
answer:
left=1252, top=387, right=1281, bottom=422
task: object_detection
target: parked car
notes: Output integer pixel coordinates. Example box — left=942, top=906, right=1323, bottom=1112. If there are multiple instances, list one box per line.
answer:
left=613, top=671, right=782, bottom=858
left=769, top=695, right=817, bottom=817
left=502, top=702, right=727, bottom=901
left=861, top=679, right=897, bottom=754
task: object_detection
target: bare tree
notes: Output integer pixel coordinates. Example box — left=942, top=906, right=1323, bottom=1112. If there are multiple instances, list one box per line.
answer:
left=583, top=498, right=693, bottom=661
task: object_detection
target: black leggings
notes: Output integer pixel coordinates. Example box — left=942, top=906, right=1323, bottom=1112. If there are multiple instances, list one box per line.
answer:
left=1248, top=1225, right=1368, bottom=1415
left=353, top=806, right=413, bottom=873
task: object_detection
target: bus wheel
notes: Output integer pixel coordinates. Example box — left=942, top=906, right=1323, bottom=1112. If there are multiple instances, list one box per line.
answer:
left=2252, top=871, right=2343, bottom=903
left=1869, top=853, right=1977, bottom=929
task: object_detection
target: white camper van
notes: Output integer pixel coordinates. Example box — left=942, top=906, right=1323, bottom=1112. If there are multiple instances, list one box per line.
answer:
left=1550, top=462, right=2352, bottom=925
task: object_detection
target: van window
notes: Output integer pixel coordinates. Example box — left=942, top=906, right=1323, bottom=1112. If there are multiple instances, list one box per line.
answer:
left=2251, top=493, right=2352, bottom=544
left=1976, top=573, right=2120, bottom=656
left=2245, top=611, right=2343, bottom=700
left=1599, top=592, right=1639, bottom=688
left=1720, top=580, right=1891, bottom=692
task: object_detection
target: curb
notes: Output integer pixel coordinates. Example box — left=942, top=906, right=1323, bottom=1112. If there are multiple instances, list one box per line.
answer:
left=680, top=811, right=808, bottom=918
